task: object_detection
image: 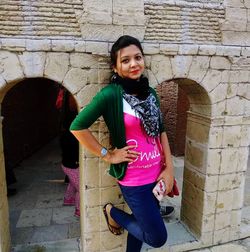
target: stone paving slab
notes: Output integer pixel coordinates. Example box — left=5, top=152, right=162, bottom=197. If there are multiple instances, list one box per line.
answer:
left=16, top=208, right=52, bottom=228
left=11, top=238, right=81, bottom=252
left=52, top=207, right=79, bottom=225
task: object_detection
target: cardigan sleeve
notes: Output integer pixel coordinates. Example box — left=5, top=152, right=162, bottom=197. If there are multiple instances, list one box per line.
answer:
left=70, top=90, right=106, bottom=131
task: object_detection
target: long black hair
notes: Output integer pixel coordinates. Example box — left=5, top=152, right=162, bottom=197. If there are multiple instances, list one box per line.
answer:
left=110, top=35, right=144, bottom=68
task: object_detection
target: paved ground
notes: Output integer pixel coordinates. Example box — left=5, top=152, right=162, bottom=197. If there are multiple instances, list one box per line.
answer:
left=8, top=138, right=250, bottom=252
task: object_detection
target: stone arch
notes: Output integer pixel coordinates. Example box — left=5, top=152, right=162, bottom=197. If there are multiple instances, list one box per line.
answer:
left=0, top=75, right=80, bottom=252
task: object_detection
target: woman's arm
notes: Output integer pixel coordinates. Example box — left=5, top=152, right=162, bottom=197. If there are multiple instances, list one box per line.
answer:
left=158, top=132, right=174, bottom=194
left=70, top=129, right=139, bottom=164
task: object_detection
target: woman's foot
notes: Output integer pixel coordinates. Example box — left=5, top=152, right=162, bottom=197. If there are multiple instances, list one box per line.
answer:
left=103, top=203, right=123, bottom=235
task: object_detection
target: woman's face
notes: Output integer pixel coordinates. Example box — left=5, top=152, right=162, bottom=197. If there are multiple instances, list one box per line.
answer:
left=114, top=44, right=145, bottom=80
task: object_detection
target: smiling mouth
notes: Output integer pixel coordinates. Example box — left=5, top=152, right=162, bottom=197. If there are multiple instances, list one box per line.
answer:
left=130, top=70, right=140, bottom=74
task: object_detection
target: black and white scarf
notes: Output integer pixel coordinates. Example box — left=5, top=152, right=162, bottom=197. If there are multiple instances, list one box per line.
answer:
left=123, top=92, right=161, bottom=138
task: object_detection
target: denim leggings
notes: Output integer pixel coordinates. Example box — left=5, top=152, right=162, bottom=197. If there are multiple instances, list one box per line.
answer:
left=110, top=182, right=167, bottom=252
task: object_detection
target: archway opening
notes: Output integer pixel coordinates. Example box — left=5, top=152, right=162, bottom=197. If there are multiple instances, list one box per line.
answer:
left=2, top=78, right=80, bottom=248
left=156, top=78, right=212, bottom=244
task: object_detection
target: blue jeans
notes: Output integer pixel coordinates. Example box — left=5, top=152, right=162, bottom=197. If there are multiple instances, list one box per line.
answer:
left=110, top=182, right=167, bottom=252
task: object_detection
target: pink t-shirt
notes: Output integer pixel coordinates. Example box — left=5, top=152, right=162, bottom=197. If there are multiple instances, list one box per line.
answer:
left=118, top=99, right=163, bottom=186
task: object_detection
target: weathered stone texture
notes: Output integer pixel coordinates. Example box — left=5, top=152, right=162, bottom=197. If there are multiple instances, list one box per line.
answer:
left=0, top=1, right=82, bottom=38
left=144, top=1, right=225, bottom=43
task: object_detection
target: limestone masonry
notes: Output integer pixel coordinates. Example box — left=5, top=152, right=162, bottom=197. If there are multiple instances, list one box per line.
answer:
left=0, top=1, right=249, bottom=252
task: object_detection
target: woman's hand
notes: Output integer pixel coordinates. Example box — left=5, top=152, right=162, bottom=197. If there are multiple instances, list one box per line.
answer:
left=157, top=166, right=174, bottom=195
left=103, top=145, right=140, bottom=164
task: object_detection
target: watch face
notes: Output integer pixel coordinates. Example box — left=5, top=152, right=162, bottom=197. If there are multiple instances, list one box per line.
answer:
left=101, top=147, right=108, bottom=157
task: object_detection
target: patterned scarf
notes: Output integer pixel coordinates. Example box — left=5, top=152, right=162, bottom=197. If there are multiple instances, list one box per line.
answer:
left=123, top=92, right=161, bottom=137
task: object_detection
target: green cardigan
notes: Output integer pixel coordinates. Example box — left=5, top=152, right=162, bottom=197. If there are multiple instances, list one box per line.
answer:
left=70, top=83, right=164, bottom=180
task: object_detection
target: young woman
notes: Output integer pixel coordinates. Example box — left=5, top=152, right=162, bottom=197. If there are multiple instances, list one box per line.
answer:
left=70, top=35, right=174, bottom=251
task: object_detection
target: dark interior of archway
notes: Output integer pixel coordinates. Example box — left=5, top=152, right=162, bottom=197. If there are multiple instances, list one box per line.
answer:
left=2, top=78, right=61, bottom=175
left=156, top=81, right=190, bottom=156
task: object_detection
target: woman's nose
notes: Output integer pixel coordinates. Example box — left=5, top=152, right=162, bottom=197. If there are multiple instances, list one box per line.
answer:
left=130, top=58, right=138, bottom=67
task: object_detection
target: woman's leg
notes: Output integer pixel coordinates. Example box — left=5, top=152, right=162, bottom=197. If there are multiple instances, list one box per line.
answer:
left=110, top=183, right=167, bottom=251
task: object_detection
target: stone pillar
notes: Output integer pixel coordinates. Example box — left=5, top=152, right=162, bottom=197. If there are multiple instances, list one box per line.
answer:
left=181, top=112, right=215, bottom=245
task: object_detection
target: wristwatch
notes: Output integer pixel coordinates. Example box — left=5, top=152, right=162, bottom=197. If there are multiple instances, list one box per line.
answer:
left=100, top=147, right=108, bottom=157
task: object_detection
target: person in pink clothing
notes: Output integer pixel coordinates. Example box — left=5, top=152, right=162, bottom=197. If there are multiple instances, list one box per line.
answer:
left=56, top=87, right=80, bottom=217
left=70, top=35, right=174, bottom=251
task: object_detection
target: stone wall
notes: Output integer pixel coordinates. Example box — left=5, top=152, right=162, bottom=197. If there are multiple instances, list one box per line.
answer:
left=0, top=0, right=249, bottom=252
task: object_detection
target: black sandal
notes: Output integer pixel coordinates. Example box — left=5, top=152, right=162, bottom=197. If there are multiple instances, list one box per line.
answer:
left=103, top=203, right=123, bottom=235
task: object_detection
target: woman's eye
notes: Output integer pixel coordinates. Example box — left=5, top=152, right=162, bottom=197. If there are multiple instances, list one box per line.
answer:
left=122, top=59, right=129, bottom=63
left=136, top=56, right=142, bottom=60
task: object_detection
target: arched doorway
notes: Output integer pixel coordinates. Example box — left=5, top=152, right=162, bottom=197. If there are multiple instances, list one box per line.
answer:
left=2, top=78, right=80, bottom=249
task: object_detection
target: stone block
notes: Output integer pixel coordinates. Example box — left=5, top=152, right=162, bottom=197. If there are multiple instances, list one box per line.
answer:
left=218, top=172, right=244, bottom=191
left=238, top=84, right=250, bottom=100
left=44, top=52, right=69, bottom=83
left=182, top=180, right=205, bottom=214
left=26, top=39, right=51, bottom=51
left=221, top=70, right=230, bottom=83
left=76, top=84, right=100, bottom=108
left=113, top=0, right=144, bottom=26
left=208, top=127, right=223, bottom=148
left=210, top=56, right=231, bottom=70
left=0, top=51, right=24, bottom=82
left=229, top=70, right=249, bottom=83
left=150, top=55, right=173, bottom=83
left=211, top=101, right=227, bottom=117
left=100, top=230, right=124, bottom=251
left=171, top=55, right=193, bottom=78
left=81, top=24, right=123, bottom=41
left=185, top=140, right=204, bottom=170
left=216, top=190, right=234, bottom=213
left=225, top=7, right=247, bottom=22
left=51, top=40, right=74, bottom=52
left=241, top=46, right=250, bottom=57
left=198, top=45, right=217, bottom=56
left=99, top=161, right=117, bottom=187
left=74, top=41, right=86, bottom=52
left=222, top=126, right=241, bottom=147
left=1, top=38, right=25, bottom=51
left=214, top=211, right=231, bottom=230
left=159, top=44, right=179, bottom=55
left=85, top=188, right=100, bottom=207
left=70, top=53, right=99, bottom=69
left=206, top=149, right=221, bottom=175
left=220, top=21, right=247, bottom=31
left=237, top=147, right=249, bottom=172
left=186, top=120, right=209, bottom=144
left=222, top=31, right=250, bottom=46
left=216, top=45, right=241, bottom=56
left=188, top=56, right=210, bottom=83
left=178, top=44, right=198, bottom=55
left=220, top=148, right=239, bottom=174
left=225, top=96, right=245, bottom=116
left=232, top=186, right=245, bottom=209
left=100, top=186, right=123, bottom=206
left=225, top=0, right=245, bottom=7
left=19, top=52, right=46, bottom=78
left=143, top=43, right=160, bottom=55
left=123, top=26, right=145, bottom=42
left=84, top=231, right=100, bottom=252
left=84, top=206, right=100, bottom=232
left=226, top=83, right=238, bottom=99
left=85, top=158, right=100, bottom=188
left=63, top=68, right=88, bottom=94
left=213, top=227, right=230, bottom=245
left=209, top=83, right=227, bottom=104
left=86, top=41, right=109, bottom=55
